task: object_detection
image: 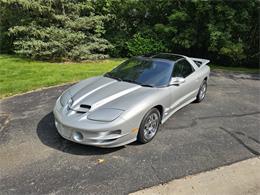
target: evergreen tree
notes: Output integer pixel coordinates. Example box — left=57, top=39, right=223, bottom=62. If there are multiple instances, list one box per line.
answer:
left=0, top=0, right=112, bottom=61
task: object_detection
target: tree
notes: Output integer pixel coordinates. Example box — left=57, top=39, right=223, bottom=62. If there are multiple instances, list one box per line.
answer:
left=0, top=0, right=112, bottom=61
left=105, top=0, right=259, bottom=67
left=0, top=0, right=258, bottom=67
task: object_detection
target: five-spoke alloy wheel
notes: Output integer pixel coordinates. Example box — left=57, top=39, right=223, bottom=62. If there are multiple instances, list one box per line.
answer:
left=137, top=108, right=161, bottom=143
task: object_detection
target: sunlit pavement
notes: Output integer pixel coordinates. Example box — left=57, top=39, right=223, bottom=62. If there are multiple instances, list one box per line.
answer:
left=131, top=157, right=260, bottom=195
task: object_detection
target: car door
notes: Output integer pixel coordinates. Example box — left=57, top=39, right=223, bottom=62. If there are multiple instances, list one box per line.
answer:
left=168, top=59, right=199, bottom=112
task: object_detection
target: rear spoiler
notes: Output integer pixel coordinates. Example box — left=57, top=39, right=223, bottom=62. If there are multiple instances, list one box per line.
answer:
left=189, top=58, right=210, bottom=67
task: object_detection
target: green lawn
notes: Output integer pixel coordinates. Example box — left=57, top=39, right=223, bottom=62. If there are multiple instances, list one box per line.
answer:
left=0, top=55, right=124, bottom=98
left=0, top=55, right=259, bottom=99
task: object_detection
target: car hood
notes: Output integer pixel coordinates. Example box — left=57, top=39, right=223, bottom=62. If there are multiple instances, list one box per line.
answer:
left=67, top=76, right=153, bottom=112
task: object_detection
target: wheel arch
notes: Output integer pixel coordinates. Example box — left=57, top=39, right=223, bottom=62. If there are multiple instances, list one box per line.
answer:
left=153, top=105, right=164, bottom=121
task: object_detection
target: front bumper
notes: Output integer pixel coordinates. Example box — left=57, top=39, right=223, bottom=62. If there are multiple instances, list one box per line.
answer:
left=53, top=98, right=138, bottom=148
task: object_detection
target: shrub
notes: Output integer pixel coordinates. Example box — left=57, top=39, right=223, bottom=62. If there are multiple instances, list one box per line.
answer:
left=126, top=33, right=167, bottom=57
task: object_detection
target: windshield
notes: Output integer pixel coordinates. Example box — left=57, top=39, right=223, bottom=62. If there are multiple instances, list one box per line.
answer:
left=105, top=58, right=173, bottom=87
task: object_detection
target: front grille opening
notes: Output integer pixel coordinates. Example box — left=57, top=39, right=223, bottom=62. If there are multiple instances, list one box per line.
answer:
left=107, top=130, right=121, bottom=135
left=80, top=104, right=91, bottom=109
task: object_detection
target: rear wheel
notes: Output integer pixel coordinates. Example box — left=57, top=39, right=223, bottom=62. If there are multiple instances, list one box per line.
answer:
left=137, top=108, right=161, bottom=144
left=195, top=80, right=207, bottom=103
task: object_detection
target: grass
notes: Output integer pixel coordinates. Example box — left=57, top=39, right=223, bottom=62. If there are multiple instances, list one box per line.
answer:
left=0, top=55, right=124, bottom=98
left=0, top=54, right=259, bottom=99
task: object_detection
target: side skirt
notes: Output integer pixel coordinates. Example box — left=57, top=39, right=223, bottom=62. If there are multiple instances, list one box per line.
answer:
left=161, top=97, right=196, bottom=124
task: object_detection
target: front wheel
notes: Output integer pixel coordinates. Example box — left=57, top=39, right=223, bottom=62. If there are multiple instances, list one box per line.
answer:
left=195, top=80, right=207, bottom=103
left=137, top=108, right=161, bottom=144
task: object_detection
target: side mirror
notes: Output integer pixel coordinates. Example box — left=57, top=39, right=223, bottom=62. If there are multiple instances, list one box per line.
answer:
left=169, top=77, right=185, bottom=86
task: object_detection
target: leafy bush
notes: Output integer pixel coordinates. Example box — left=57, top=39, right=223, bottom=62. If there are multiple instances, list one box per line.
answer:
left=126, top=33, right=167, bottom=56
left=106, top=1, right=258, bottom=67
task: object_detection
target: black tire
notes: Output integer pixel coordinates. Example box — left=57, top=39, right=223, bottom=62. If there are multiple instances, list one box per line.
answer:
left=194, top=80, right=207, bottom=103
left=137, top=108, right=161, bottom=144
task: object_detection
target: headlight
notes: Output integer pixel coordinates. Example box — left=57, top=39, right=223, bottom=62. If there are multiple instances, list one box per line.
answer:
left=60, top=90, right=71, bottom=107
left=87, top=108, right=124, bottom=122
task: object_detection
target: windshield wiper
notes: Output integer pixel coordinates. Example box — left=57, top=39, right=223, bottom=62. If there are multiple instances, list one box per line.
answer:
left=140, top=84, right=154, bottom=88
left=104, top=73, right=122, bottom=81
left=122, top=79, right=154, bottom=88
left=121, top=79, right=138, bottom=84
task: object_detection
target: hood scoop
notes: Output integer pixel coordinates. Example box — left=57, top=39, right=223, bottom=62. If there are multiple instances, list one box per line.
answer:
left=80, top=104, right=91, bottom=109
left=71, top=104, right=91, bottom=114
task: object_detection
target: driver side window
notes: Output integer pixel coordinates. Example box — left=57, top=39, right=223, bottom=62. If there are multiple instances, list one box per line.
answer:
left=172, top=60, right=194, bottom=78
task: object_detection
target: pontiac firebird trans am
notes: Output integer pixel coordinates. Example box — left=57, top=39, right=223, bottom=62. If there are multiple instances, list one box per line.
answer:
left=54, top=53, right=210, bottom=147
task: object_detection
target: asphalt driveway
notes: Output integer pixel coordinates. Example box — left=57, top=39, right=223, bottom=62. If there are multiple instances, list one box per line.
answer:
left=0, top=73, right=260, bottom=194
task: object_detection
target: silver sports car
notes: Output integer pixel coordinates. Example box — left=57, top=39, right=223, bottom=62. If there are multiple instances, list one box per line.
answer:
left=54, top=53, right=210, bottom=147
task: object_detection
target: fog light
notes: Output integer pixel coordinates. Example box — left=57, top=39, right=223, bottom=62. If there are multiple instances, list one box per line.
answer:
left=72, top=131, right=83, bottom=142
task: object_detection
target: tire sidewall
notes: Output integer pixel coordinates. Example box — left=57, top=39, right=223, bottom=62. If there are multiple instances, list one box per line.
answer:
left=196, top=80, right=207, bottom=102
left=137, top=108, right=161, bottom=144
